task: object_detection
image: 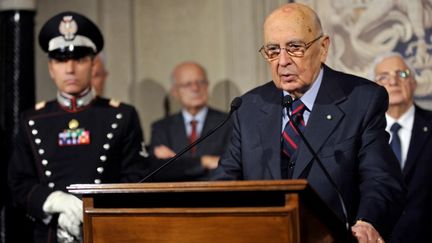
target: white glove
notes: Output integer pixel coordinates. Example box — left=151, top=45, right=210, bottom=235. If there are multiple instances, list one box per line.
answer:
left=58, top=212, right=82, bottom=240
left=57, top=227, right=75, bottom=243
left=43, top=191, right=83, bottom=237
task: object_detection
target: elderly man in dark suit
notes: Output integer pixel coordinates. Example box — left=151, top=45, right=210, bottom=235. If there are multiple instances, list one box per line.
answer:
left=212, top=3, right=405, bottom=242
left=149, top=62, right=231, bottom=181
left=372, top=52, right=432, bottom=243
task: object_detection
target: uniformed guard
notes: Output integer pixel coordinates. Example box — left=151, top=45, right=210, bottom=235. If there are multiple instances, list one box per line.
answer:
left=8, top=11, right=149, bottom=243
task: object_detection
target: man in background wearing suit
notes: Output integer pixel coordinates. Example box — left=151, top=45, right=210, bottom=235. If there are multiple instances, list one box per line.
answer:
left=212, top=3, right=405, bottom=242
left=150, top=61, right=231, bottom=181
left=372, top=52, right=432, bottom=243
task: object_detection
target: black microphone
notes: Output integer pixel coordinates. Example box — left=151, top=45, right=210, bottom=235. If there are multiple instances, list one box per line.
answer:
left=282, top=95, right=350, bottom=233
left=139, top=97, right=242, bottom=183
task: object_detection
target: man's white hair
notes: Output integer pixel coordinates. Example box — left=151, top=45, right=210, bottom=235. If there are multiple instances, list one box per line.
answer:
left=369, top=52, right=415, bottom=81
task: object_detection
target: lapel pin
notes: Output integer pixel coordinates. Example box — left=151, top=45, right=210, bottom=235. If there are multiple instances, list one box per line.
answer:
left=326, top=114, right=332, bottom=120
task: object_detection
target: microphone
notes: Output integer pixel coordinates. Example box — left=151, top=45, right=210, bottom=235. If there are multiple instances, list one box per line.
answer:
left=282, top=95, right=350, bottom=233
left=139, top=97, right=242, bottom=182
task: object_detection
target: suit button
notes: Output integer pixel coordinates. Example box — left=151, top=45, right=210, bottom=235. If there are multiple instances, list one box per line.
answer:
left=38, top=149, right=45, bottom=155
left=42, top=159, right=48, bottom=166
left=111, top=123, right=118, bottom=129
left=94, top=179, right=101, bottom=184
left=45, top=170, right=52, bottom=177
left=103, top=144, right=110, bottom=150
left=100, top=155, right=107, bottom=162
left=32, top=129, right=38, bottom=135
left=48, top=182, right=55, bottom=188
left=116, top=113, right=123, bottom=119
left=35, top=138, right=41, bottom=144
left=107, top=133, right=114, bottom=139
left=28, top=120, right=35, bottom=126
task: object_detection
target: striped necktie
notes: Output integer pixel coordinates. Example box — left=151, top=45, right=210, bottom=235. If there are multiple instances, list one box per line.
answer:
left=281, top=99, right=306, bottom=178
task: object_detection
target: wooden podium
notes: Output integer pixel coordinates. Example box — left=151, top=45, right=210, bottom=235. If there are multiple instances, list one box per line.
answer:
left=68, top=180, right=346, bottom=243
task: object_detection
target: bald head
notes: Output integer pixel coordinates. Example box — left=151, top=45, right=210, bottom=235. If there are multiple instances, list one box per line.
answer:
left=171, top=62, right=207, bottom=84
left=264, top=3, right=322, bottom=43
left=261, top=3, right=328, bottom=97
left=171, top=61, right=209, bottom=115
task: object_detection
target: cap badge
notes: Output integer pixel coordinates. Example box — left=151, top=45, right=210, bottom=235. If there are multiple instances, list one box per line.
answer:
left=59, top=16, right=78, bottom=41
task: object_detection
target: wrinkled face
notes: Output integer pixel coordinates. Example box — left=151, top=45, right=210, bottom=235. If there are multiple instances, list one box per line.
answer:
left=374, top=56, right=416, bottom=107
left=263, top=6, right=329, bottom=97
left=172, top=64, right=209, bottom=113
left=48, top=56, right=94, bottom=95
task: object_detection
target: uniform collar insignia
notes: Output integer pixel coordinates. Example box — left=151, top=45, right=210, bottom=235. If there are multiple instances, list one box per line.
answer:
left=57, top=88, right=95, bottom=112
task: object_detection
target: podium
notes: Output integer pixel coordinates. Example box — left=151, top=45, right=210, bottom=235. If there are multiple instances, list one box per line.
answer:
left=68, top=180, right=346, bottom=243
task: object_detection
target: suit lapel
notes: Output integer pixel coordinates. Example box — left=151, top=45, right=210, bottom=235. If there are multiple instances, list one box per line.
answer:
left=198, top=108, right=219, bottom=155
left=293, top=66, right=346, bottom=178
left=202, top=108, right=217, bottom=135
left=257, top=83, right=284, bottom=179
left=404, top=106, right=432, bottom=177
left=170, top=113, right=189, bottom=152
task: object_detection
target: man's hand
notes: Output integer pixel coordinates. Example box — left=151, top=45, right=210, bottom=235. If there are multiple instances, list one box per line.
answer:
left=153, top=145, right=176, bottom=159
left=201, top=155, right=219, bottom=170
left=351, top=220, right=384, bottom=243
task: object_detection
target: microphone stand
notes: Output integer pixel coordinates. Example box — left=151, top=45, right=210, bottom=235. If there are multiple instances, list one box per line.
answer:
left=283, top=96, right=350, bottom=234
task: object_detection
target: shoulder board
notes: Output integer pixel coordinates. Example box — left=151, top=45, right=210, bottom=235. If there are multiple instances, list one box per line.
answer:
left=35, top=101, right=46, bottom=110
left=109, top=99, right=121, bottom=108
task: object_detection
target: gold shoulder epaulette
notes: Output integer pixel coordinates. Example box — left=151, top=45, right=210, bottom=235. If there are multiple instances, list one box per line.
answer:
left=109, top=99, right=121, bottom=108
left=35, top=101, right=46, bottom=110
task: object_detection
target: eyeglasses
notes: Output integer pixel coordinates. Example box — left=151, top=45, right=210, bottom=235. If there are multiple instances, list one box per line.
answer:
left=176, top=80, right=208, bottom=89
left=375, top=69, right=411, bottom=84
left=259, top=34, right=323, bottom=60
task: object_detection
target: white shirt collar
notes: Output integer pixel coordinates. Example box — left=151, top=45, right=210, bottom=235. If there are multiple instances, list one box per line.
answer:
left=283, top=67, right=323, bottom=112
left=182, top=107, right=208, bottom=137
left=385, top=105, right=415, bottom=132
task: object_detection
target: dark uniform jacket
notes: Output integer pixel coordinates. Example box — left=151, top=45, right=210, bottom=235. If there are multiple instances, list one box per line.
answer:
left=149, top=107, right=231, bottom=181
left=8, top=95, right=149, bottom=243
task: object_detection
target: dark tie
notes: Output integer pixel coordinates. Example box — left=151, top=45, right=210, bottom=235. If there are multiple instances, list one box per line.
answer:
left=189, top=120, right=198, bottom=155
left=390, top=122, right=402, bottom=164
left=281, top=99, right=306, bottom=178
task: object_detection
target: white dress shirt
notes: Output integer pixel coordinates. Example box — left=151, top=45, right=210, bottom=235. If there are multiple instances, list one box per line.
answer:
left=182, top=107, right=208, bottom=138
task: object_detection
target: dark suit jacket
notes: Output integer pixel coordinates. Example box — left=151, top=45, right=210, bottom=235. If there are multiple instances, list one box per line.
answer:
left=150, top=107, right=231, bottom=181
left=213, top=65, right=405, bottom=239
left=390, top=105, right=432, bottom=243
